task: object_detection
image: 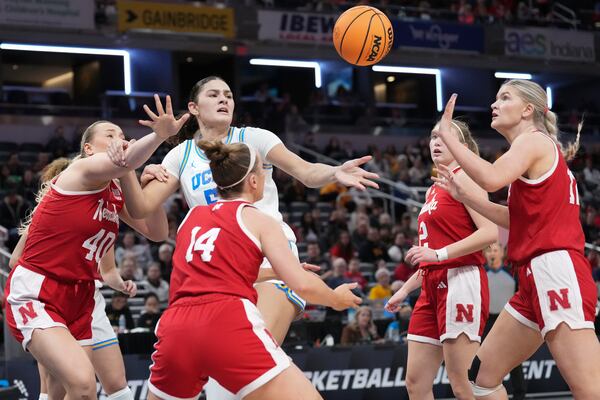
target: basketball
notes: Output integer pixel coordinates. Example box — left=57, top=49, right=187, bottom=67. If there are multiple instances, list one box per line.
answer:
left=333, top=6, right=394, bottom=67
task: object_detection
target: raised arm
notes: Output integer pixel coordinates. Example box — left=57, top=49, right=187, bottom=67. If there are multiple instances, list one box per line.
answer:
left=267, top=143, right=380, bottom=190
left=243, top=207, right=361, bottom=311
left=436, top=94, right=545, bottom=192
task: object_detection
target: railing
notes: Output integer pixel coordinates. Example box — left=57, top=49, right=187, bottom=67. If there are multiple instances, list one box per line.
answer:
left=552, top=2, right=579, bottom=29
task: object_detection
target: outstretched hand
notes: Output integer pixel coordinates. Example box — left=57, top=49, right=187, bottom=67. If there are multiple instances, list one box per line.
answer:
left=335, top=156, right=380, bottom=191
left=431, top=164, right=466, bottom=202
left=139, top=94, right=190, bottom=140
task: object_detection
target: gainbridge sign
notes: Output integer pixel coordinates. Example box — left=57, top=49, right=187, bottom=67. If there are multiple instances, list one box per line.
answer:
left=117, top=1, right=234, bottom=38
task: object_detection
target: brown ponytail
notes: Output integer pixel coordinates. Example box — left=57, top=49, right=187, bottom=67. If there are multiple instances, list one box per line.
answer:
left=197, top=140, right=257, bottom=198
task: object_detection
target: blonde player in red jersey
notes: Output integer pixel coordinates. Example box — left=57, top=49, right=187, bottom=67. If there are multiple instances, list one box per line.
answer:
left=385, top=119, right=496, bottom=400
left=434, top=81, right=600, bottom=399
left=148, top=140, right=362, bottom=400
left=4, top=95, right=188, bottom=399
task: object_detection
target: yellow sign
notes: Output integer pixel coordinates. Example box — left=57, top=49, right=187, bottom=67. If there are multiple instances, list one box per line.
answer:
left=117, top=1, right=234, bottom=38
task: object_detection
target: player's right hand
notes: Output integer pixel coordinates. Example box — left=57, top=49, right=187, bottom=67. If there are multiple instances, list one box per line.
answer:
left=332, top=282, right=363, bottom=311
left=107, top=138, right=136, bottom=168
left=385, top=289, right=408, bottom=313
left=141, top=164, right=169, bottom=187
left=139, top=94, right=190, bottom=140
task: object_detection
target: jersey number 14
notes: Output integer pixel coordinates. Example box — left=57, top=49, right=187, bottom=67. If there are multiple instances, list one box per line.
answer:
left=186, top=226, right=222, bottom=262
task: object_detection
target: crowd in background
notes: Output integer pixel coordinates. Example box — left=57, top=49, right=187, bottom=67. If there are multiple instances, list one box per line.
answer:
left=1, top=119, right=599, bottom=346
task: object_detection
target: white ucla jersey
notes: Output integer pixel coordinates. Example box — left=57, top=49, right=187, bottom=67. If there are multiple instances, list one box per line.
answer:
left=162, top=126, right=296, bottom=242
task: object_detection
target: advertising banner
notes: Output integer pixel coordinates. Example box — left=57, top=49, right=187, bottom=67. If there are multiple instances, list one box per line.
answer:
left=392, top=20, right=484, bottom=52
left=5, top=344, right=570, bottom=399
left=0, top=0, right=94, bottom=30
left=257, top=10, right=336, bottom=44
left=504, top=27, right=595, bottom=62
left=117, top=1, right=234, bottom=38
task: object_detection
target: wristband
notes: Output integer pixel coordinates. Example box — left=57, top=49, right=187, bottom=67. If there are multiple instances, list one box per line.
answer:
left=435, top=247, right=448, bottom=262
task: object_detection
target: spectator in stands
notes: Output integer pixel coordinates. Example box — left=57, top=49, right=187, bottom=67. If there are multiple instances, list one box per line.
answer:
left=324, top=258, right=353, bottom=289
left=157, top=243, right=174, bottom=281
left=6, top=153, right=23, bottom=177
left=324, top=137, right=344, bottom=160
left=46, top=125, right=69, bottom=158
left=408, top=155, right=429, bottom=185
left=394, top=259, right=416, bottom=283
left=0, top=183, right=31, bottom=249
left=388, top=232, right=408, bottom=263
left=114, top=230, right=152, bottom=269
left=282, top=179, right=307, bottom=203
left=340, top=306, right=382, bottom=345
left=458, top=2, right=475, bottom=23
left=584, top=156, right=600, bottom=188
left=345, top=258, right=367, bottom=291
left=119, top=256, right=143, bottom=282
left=285, top=104, right=310, bottom=138
left=399, top=212, right=417, bottom=238
left=299, top=211, right=321, bottom=243
left=137, top=293, right=162, bottom=331
left=325, top=209, right=350, bottom=248
left=31, top=152, right=50, bottom=174
left=0, top=165, right=11, bottom=190
left=319, top=181, right=347, bottom=203
left=141, top=262, right=170, bottom=304
left=329, top=230, right=355, bottom=263
left=359, top=228, right=390, bottom=262
left=368, top=268, right=392, bottom=301
left=352, top=220, right=370, bottom=248
left=484, top=242, right=527, bottom=400
left=105, top=291, right=134, bottom=332
left=305, top=242, right=331, bottom=276
left=19, top=169, right=38, bottom=204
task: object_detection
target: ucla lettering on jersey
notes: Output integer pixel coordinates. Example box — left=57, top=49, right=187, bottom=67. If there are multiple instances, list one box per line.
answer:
left=164, top=126, right=297, bottom=242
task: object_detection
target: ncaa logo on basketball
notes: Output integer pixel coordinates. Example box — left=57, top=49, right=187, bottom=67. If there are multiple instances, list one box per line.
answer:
left=366, top=35, right=382, bottom=62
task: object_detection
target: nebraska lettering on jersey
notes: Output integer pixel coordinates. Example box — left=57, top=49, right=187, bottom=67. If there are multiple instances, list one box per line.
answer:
left=170, top=201, right=264, bottom=306
left=417, top=178, right=485, bottom=270
left=507, top=141, right=586, bottom=265
left=19, top=181, right=123, bottom=282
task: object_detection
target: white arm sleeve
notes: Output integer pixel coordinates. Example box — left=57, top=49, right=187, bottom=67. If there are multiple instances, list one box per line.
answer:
left=161, top=144, right=184, bottom=180
left=243, top=127, right=283, bottom=160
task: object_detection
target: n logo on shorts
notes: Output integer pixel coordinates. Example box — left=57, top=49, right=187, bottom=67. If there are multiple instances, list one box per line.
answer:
left=456, top=304, right=474, bottom=323
left=547, top=288, right=571, bottom=311
left=18, top=301, right=38, bottom=324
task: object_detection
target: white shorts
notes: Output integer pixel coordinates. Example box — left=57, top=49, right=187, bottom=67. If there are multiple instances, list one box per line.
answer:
left=89, top=281, right=119, bottom=350
left=259, top=240, right=306, bottom=311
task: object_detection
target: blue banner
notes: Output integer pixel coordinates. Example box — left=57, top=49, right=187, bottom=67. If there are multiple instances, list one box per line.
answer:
left=4, top=344, right=570, bottom=399
left=392, top=20, right=484, bottom=53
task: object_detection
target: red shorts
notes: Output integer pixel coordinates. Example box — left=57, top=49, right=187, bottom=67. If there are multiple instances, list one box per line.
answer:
left=5, top=265, right=95, bottom=350
left=148, top=295, right=290, bottom=400
left=505, top=250, right=596, bottom=337
left=408, top=265, right=489, bottom=346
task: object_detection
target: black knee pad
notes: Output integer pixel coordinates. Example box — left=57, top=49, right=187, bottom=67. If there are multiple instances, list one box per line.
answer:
left=468, top=355, right=481, bottom=382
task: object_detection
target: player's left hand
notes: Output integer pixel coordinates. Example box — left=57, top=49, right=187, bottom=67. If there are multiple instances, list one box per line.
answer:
left=335, top=156, right=380, bottom=191
left=121, top=280, right=137, bottom=297
left=405, top=246, right=438, bottom=265
left=139, top=94, right=190, bottom=140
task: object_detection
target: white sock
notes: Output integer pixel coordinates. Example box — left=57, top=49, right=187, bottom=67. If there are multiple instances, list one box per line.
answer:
left=107, top=387, right=133, bottom=400
left=204, top=378, right=238, bottom=400
left=39, top=394, right=48, bottom=400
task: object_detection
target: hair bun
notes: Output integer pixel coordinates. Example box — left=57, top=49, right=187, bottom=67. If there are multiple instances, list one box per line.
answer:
left=197, top=140, right=230, bottom=163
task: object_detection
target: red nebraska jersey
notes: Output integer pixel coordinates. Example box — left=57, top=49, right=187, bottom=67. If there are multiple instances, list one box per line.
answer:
left=418, top=168, right=485, bottom=269
left=19, top=181, right=123, bottom=282
left=507, top=143, right=585, bottom=265
left=170, top=200, right=264, bottom=306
